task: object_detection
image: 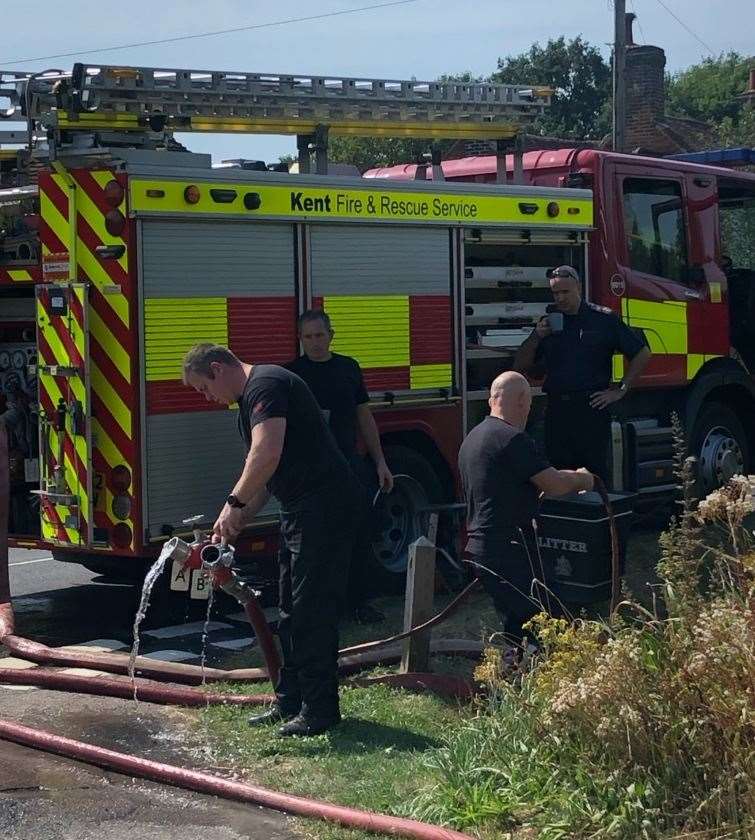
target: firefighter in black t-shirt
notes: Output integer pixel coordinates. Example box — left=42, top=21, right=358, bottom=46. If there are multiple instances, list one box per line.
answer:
left=458, top=371, right=594, bottom=647
left=287, top=309, right=393, bottom=624
left=514, top=265, right=650, bottom=480
left=183, top=343, right=357, bottom=737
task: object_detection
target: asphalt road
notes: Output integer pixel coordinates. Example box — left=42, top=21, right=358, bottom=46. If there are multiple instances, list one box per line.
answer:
left=1, top=550, right=297, bottom=840
left=5, top=548, right=263, bottom=654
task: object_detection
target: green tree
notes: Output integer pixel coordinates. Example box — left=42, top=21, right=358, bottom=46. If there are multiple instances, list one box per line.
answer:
left=327, top=72, right=480, bottom=172
left=667, top=52, right=753, bottom=126
left=327, top=42, right=613, bottom=170
left=327, top=136, right=451, bottom=173
left=490, top=35, right=612, bottom=139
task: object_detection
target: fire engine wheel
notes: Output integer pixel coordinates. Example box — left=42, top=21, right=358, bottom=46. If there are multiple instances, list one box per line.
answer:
left=370, top=445, right=442, bottom=580
left=690, top=403, right=749, bottom=495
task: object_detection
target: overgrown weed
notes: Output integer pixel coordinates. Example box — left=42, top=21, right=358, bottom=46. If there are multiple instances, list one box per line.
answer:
left=410, top=416, right=755, bottom=839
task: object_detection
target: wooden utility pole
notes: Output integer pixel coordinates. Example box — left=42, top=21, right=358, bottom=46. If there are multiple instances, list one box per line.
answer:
left=613, top=0, right=627, bottom=153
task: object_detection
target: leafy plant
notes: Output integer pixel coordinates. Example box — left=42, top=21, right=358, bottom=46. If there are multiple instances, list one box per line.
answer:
left=411, top=420, right=755, bottom=838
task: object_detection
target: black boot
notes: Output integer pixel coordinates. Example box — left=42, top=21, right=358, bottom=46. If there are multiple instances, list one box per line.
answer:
left=277, top=712, right=341, bottom=737
left=247, top=705, right=297, bottom=727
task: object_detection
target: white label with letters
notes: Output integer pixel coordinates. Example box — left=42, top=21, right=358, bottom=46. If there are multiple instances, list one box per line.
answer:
left=170, top=558, right=190, bottom=592
left=190, top=569, right=211, bottom=600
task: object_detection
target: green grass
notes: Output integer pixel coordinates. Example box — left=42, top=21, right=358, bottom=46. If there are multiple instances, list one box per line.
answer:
left=194, top=526, right=695, bottom=840
left=200, top=684, right=472, bottom=840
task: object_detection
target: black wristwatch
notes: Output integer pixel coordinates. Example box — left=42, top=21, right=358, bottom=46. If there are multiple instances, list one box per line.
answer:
left=226, top=493, right=246, bottom=509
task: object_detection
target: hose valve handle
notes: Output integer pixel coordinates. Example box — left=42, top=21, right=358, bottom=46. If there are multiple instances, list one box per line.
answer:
left=182, top=514, right=206, bottom=544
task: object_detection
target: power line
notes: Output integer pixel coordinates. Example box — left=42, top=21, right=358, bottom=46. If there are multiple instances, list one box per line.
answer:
left=0, top=0, right=423, bottom=67
left=627, top=0, right=647, bottom=43
left=654, top=0, right=716, bottom=56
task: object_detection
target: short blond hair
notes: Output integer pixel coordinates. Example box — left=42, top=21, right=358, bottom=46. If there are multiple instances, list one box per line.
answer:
left=182, top=343, right=241, bottom=384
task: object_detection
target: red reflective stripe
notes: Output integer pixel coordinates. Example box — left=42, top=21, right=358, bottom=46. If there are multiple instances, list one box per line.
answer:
left=410, top=295, right=452, bottom=365
left=88, top=283, right=132, bottom=352
left=228, top=297, right=297, bottom=364
left=76, top=213, right=131, bottom=290
left=36, top=326, right=56, bottom=368
left=687, top=301, right=728, bottom=356
left=41, top=174, right=70, bottom=222
left=42, top=498, right=69, bottom=543
left=91, top=391, right=135, bottom=462
left=363, top=367, right=410, bottom=391
left=74, top=169, right=116, bottom=219
left=39, top=223, right=69, bottom=258
left=89, top=333, right=132, bottom=408
left=146, top=380, right=227, bottom=415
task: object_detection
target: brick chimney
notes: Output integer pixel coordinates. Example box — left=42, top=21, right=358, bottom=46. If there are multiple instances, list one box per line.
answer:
left=624, top=15, right=667, bottom=151
left=741, top=68, right=755, bottom=106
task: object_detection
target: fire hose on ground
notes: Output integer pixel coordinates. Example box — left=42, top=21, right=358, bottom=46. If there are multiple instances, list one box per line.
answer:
left=0, top=424, right=621, bottom=838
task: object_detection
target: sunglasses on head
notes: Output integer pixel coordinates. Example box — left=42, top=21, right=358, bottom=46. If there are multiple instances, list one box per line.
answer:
left=547, top=267, right=579, bottom=280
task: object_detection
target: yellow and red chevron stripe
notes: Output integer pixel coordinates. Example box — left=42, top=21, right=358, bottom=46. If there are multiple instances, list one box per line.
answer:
left=36, top=285, right=89, bottom=545
left=38, top=169, right=139, bottom=552
left=0, top=266, right=41, bottom=285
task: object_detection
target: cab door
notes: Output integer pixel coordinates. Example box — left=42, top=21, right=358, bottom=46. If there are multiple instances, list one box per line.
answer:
left=682, top=170, right=729, bottom=375
left=35, top=282, right=93, bottom=546
left=611, top=165, right=709, bottom=387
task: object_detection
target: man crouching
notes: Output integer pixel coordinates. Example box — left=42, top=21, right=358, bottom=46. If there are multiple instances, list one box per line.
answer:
left=458, top=371, right=594, bottom=650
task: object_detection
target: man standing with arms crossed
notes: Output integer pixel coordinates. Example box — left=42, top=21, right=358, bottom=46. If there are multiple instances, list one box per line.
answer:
left=459, top=371, right=594, bottom=648
left=183, top=343, right=357, bottom=736
left=287, top=309, right=393, bottom=623
left=514, top=265, right=650, bottom=480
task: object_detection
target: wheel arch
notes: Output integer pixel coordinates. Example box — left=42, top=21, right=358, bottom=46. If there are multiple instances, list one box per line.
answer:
left=683, top=359, right=755, bottom=469
left=380, top=428, right=456, bottom=501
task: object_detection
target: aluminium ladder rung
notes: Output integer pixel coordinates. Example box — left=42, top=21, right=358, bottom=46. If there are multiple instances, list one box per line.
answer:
left=2, top=64, right=549, bottom=125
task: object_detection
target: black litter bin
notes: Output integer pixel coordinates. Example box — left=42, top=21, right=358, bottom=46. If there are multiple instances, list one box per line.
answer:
left=536, top=491, right=635, bottom=604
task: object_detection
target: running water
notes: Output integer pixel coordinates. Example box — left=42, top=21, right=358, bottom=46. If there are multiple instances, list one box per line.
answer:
left=128, top=541, right=174, bottom=700
left=199, top=577, right=215, bottom=689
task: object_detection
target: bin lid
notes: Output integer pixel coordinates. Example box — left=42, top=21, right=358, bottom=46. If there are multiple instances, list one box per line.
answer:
left=544, top=490, right=635, bottom=504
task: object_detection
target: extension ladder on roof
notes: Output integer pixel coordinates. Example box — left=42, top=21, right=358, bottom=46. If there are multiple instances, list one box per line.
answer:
left=0, top=63, right=551, bottom=140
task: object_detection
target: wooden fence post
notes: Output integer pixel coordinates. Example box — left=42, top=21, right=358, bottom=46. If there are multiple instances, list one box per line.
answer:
left=400, top=535, right=436, bottom=673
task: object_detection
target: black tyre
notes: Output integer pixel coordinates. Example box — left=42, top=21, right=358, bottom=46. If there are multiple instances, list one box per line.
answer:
left=689, top=402, right=749, bottom=496
left=367, top=444, right=444, bottom=591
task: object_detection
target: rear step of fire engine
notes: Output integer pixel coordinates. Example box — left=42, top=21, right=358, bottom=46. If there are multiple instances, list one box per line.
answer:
left=0, top=64, right=551, bottom=141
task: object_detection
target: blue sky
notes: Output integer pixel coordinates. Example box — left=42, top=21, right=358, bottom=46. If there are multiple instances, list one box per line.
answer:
left=2, top=0, right=751, bottom=164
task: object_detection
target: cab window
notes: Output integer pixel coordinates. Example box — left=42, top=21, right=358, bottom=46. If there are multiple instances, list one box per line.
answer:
left=622, top=178, right=688, bottom=283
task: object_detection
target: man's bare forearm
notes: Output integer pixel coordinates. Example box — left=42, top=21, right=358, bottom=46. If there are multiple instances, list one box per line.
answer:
left=232, top=445, right=278, bottom=504
left=621, top=347, right=651, bottom=390
left=357, top=405, right=387, bottom=467
left=239, top=488, right=271, bottom=524
left=532, top=467, right=593, bottom=496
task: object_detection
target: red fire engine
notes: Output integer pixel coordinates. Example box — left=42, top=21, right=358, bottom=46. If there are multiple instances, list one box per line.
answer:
left=1, top=63, right=753, bottom=600
left=1, top=63, right=564, bottom=596
left=366, top=149, right=755, bottom=500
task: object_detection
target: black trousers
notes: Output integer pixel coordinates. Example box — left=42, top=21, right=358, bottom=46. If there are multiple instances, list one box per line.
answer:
left=469, top=532, right=559, bottom=644
left=545, top=393, right=612, bottom=481
left=346, top=456, right=378, bottom=609
left=275, top=485, right=357, bottom=720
